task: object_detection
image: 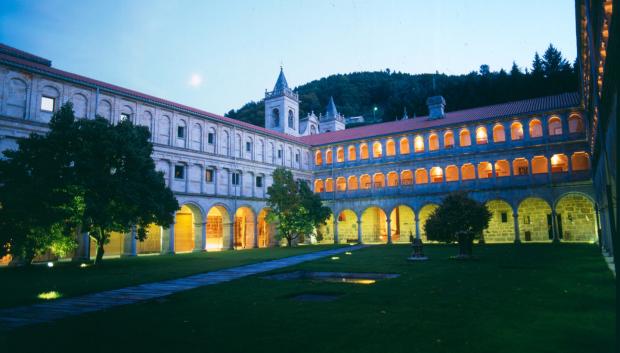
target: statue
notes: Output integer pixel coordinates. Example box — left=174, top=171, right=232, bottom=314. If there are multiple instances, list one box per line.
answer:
left=408, top=231, right=428, bottom=261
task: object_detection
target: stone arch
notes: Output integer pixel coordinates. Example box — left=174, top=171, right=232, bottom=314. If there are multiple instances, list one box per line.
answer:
left=360, top=174, right=371, bottom=189
left=272, top=108, right=280, bottom=127
left=401, top=170, right=413, bottom=185
left=495, top=160, right=510, bottom=177
left=418, top=204, right=439, bottom=242
left=531, top=155, right=548, bottom=174
left=414, top=135, right=424, bottom=152
left=415, top=168, right=428, bottom=184
left=554, top=193, right=597, bottom=242
left=373, top=173, right=385, bottom=188
left=137, top=223, right=162, bottom=254
left=372, top=141, right=383, bottom=158
left=191, top=123, right=202, bottom=150
left=568, top=114, right=584, bottom=133
left=387, top=171, right=398, bottom=187
left=317, top=214, right=335, bottom=244
left=390, top=205, right=415, bottom=243
left=444, top=131, right=455, bottom=148
left=337, top=209, right=358, bottom=244
left=336, top=176, right=347, bottom=191
left=234, top=206, right=255, bottom=249
left=360, top=143, right=369, bottom=159
left=140, top=110, right=153, bottom=132
left=571, top=152, right=590, bottom=171
left=478, top=162, right=492, bottom=179
left=257, top=208, right=274, bottom=247
left=518, top=197, right=552, bottom=242
left=336, top=146, right=345, bottom=162
left=550, top=154, right=569, bottom=173
left=361, top=206, right=388, bottom=243
left=459, top=129, right=471, bottom=147
left=347, top=175, right=358, bottom=190
left=325, top=149, right=333, bottom=164
left=493, top=124, right=506, bottom=142
left=71, top=92, right=88, bottom=118
left=6, top=77, right=28, bottom=118
left=386, top=139, right=396, bottom=156
left=97, top=99, right=113, bottom=121
left=206, top=204, right=231, bottom=250
left=445, top=165, right=459, bottom=182
left=314, top=179, right=324, bottom=192
left=175, top=203, right=204, bottom=252
left=511, top=121, right=524, bottom=140
left=430, top=166, right=443, bottom=183
left=158, top=115, right=171, bottom=145
left=461, top=163, right=475, bottom=180
left=315, top=150, right=323, bottom=165
left=484, top=200, right=515, bottom=243
left=475, top=126, right=488, bottom=144
left=348, top=145, right=357, bottom=160
left=529, top=118, right=543, bottom=138
left=399, top=137, right=410, bottom=154
left=548, top=116, right=563, bottom=136
left=428, top=133, right=439, bottom=151
left=221, top=130, right=230, bottom=156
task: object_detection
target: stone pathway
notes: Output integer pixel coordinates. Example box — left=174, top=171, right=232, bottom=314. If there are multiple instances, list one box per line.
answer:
left=0, top=245, right=364, bottom=330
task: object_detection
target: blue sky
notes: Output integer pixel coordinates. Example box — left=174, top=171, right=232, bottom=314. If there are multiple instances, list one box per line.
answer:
left=0, top=0, right=576, bottom=115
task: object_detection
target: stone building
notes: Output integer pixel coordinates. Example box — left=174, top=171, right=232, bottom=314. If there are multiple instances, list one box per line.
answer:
left=0, top=34, right=607, bottom=261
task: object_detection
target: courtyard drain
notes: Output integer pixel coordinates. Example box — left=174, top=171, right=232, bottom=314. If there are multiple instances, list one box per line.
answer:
left=264, top=271, right=400, bottom=284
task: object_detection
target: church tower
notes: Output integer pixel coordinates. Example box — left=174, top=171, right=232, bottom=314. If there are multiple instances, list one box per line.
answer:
left=319, top=96, right=345, bottom=133
left=264, top=67, right=300, bottom=136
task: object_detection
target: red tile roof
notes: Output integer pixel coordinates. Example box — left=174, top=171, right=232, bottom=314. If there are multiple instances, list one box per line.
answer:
left=299, top=92, right=581, bottom=146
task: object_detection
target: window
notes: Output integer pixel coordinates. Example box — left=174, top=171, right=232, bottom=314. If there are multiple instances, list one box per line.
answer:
left=459, top=129, right=471, bottom=147
left=548, top=117, right=563, bottom=136
left=174, top=165, right=185, bottom=179
left=529, top=119, right=543, bottom=138
left=400, top=138, right=410, bottom=154
left=492, top=124, right=505, bottom=142
left=501, top=212, right=508, bottom=223
left=429, top=134, right=439, bottom=151
left=348, top=145, right=357, bottom=161
left=288, top=110, right=294, bottom=128
left=120, top=113, right=130, bottom=121
left=208, top=132, right=215, bottom=144
left=475, top=127, right=488, bottom=144
left=386, top=139, right=396, bottom=156
left=568, top=115, right=584, bottom=133
left=246, top=141, right=252, bottom=152
left=513, top=158, right=529, bottom=176
left=295, top=153, right=299, bottom=162
left=277, top=149, right=282, bottom=159
left=337, top=147, right=345, bottom=162
left=315, top=151, right=323, bottom=165
left=272, top=108, right=280, bottom=127
left=326, top=149, right=333, bottom=164
left=177, top=126, right=185, bottom=138
left=360, top=143, right=369, bottom=159
left=444, top=131, right=454, bottom=148
left=41, top=96, right=55, bottom=112
left=414, top=136, right=424, bottom=152
left=511, top=122, right=524, bottom=140
left=372, top=141, right=382, bottom=158
left=205, top=169, right=214, bottom=183
left=256, top=176, right=263, bottom=188
left=232, top=172, right=240, bottom=185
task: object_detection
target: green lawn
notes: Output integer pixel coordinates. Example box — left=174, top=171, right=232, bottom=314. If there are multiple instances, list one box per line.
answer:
left=0, top=244, right=615, bottom=353
left=0, top=244, right=341, bottom=308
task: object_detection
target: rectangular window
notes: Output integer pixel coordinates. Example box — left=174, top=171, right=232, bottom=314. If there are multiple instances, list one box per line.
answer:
left=177, top=126, right=185, bottom=138
left=246, top=141, right=252, bottom=152
left=232, top=172, right=240, bottom=185
left=208, top=132, right=214, bottom=144
left=277, top=149, right=282, bottom=158
left=41, top=96, right=55, bottom=112
left=501, top=212, right=508, bottom=223
left=295, top=153, right=300, bottom=162
left=517, top=166, right=529, bottom=176
left=205, top=169, right=214, bottom=183
left=174, top=165, right=185, bottom=179
left=120, top=113, right=130, bottom=121
left=256, top=176, right=263, bottom=188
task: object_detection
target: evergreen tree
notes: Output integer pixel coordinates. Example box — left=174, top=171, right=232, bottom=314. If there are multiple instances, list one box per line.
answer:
left=542, top=44, right=570, bottom=76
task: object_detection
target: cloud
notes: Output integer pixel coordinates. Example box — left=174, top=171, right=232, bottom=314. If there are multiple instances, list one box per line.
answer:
left=187, top=73, right=203, bottom=88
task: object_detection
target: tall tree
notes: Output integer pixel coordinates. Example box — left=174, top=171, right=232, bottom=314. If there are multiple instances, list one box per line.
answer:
left=542, top=44, right=570, bottom=76
left=266, top=168, right=331, bottom=247
left=531, top=52, right=545, bottom=78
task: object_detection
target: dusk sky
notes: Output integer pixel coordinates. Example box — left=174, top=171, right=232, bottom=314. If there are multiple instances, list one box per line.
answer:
left=0, top=0, right=576, bottom=115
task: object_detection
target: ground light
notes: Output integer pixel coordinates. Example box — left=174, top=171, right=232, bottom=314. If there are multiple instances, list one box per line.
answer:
left=331, top=256, right=340, bottom=260
left=37, top=291, right=62, bottom=300
left=345, top=252, right=352, bottom=255
left=47, top=262, right=54, bottom=268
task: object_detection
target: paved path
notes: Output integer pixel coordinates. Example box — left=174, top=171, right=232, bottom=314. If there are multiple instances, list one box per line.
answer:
left=0, top=245, right=364, bottom=330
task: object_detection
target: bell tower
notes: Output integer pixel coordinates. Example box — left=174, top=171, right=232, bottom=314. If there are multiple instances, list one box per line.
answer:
left=264, top=67, right=300, bottom=136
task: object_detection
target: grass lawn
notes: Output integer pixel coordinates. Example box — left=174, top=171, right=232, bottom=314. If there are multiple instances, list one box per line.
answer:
left=0, top=244, right=341, bottom=308
left=0, top=244, right=615, bottom=353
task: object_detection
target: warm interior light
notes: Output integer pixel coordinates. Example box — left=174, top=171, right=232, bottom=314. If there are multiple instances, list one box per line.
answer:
left=551, top=155, right=561, bottom=166
left=414, top=136, right=424, bottom=151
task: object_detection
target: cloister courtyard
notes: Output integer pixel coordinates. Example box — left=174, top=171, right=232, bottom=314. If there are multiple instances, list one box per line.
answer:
left=0, top=243, right=615, bottom=353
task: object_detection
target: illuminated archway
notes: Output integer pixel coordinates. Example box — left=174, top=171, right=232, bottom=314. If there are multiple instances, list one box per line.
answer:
left=478, top=162, right=492, bottom=179
left=387, top=171, right=398, bottom=187
left=390, top=205, right=415, bottom=243
left=336, top=176, right=347, bottom=191
left=360, top=174, right=371, bottom=189
left=325, top=178, right=334, bottom=192
left=234, top=206, right=255, bottom=249
left=459, top=129, right=471, bottom=147
left=529, top=119, right=543, bottom=138
left=531, top=156, right=548, bottom=174
left=314, top=179, right=324, bottom=193
left=174, top=204, right=203, bottom=252
left=401, top=170, right=413, bottom=185
left=461, top=163, right=475, bottom=180
left=511, top=121, right=523, bottom=140
left=493, top=124, right=505, bottom=142
left=414, top=135, right=424, bottom=152
left=348, top=175, right=359, bottom=190
left=484, top=200, right=514, bottom=243
left=518, top=197, right=552, bottom=242
left=494, top=160, right=510, bottom=177
left=257, top=208, right=274, bottom=247
left=90, top=231, right=125, bottom=257
left=317, top=214, right=334, bottom=244
left=444, top=131, right=455, bottom=148
left=137, top=224, right=162, bottom=254
left=399, top=137, right=410, bottom=154
left=429, top=134, right=439, bottom=151
left=373, top=141, right=383, bottom=158
left=325, top=149, right=333, bottom=164
left=336, top=147, right=345, bottom=162
left=206, top=205, right=230, bottom=250
left=418, top=204, right=439, bottom=242
left=415, top=168, right=428, bottom=184
left=315, top=151, right=322, bottom=166
left=550, top=154, right=568, bottom=173
left=555, top=194, right=596, bottom=242
left=373, top=173, right=385, bottom=188
left=513, top=158, right=529, bottom=176
left=445, top=165, right=458, bottom=182
left=386, top=139, right=396, bottom=156
left=571, top=152, right=590, bottom=171
left=348, top=145, right=357, bottom=161
left=361, top=206, right=388, bottom=243
left=360, top=143, right=369, bottom=159
left=568, top=114, right=584, bottom=133
left=337, top=209, right=358, bottom=244
left=475, top=127, right=488, bottom=144
left=548, top=116, right=563, bottom=136
left=430, top=167, right=443, bottom=183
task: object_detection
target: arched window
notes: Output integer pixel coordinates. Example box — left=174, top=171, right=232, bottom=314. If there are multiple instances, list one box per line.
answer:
left=387, top=171, right=398, bottom=186
left=548, top=117, right=563, bottom=136
left=386, top=139, right=396, bottom=156
left=314, top=179, right=324, bottom=193
left=360, top=143, right=369, bottom=159
left=475, top=127, right=488, bottom=144
left=315, top=151, right=323, bottom=166
left=310, top=125, right=317, bottom=135
left=336, top=177, right=346, bottom=191
left=531, top=156, right=548, bottom=174
left=429, top=134, right=439, bottom=151
left=513, top=158, right=529, bottom=176
left=493, top=124, right=506, bottom=142
left=336, top=147, right=345, bottom=162
left=550, top=154, right=568, bottom=173
left=461, top=163, right=475, bottom=180
left=325, top=178, right=334, bottom=192
left=272, top=108, right=280, bottom=127
left=444, top=131, right=455, bottom=148
left=568, top=114, right=584, bottom=133
left=360, top=174, right=371, bottom=189
left=529, top=119, right=543, bottom=138
left=445, top=165, right=459, bottom=182
left=325, top=149, right=333, bottom=164
left=348, top=145, right=357, bottom=161
left=400, top=137, right=410, bottom=154
left=430, top=167, right=443, bottom=183
left=288, top=110, right=295, bottom=129
left=373, top=141, right=383, bottom=158
left=415, top=168, right=428, bottom=184
left=494, top=160, right=510, bottom=177
left=401, top=170, right=413, bottom=185
left=478, top=162, right=492, bottom=179
left=511, top=122, right=524, bottom=140
left=348, top=176, right=359, bottom=190
left=459, top=129, right=471, bottom=147
left=414, top=135, right=424, bottom=152
left=373, top=173, right=385, bottom=188
left=571, top=152, right=590, bottom=171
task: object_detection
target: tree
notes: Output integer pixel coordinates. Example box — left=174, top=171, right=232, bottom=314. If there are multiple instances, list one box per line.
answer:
left=542, top=44, right=570, bottom=76
left=424, top=192, right=492, bottom=258
left=266, top=168, right=331, bottom=247
left=531, top=52, right=544, bottom=78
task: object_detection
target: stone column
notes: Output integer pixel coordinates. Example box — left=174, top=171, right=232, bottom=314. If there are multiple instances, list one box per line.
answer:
left=551, top=208, right=560, bottom=243
left=386, top=218, right=392, bottom=244
left=126, top=225, right=137, bottom=256
left=333, top=219, right=339, bottom=244
left=167, top=222, right=176, bottom=254
left=253, top=221, right=259, bottom=248
left=357, top=220, right=363, bottom=244
left=513, top=212, right=521, bottom=244
left=201, top=221, right=207, bottom=251
left=229, top=221, right=235, bottom=250
left=415, top=218, right=421, bottom=240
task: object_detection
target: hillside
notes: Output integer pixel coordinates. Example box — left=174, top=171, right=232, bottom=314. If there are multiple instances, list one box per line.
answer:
left=225, top=44, right=577, bottom=127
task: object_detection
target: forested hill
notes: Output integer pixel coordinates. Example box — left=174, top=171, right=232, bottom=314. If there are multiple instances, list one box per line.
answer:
left=225, top=44, right=577, bottom=127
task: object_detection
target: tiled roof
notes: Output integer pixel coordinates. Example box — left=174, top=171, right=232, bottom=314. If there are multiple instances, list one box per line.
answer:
left=0, top=43, right=51, bottom=67
left=299, top=92, right=581, bottom=146
left=0, top=44, right=305, bottom=145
